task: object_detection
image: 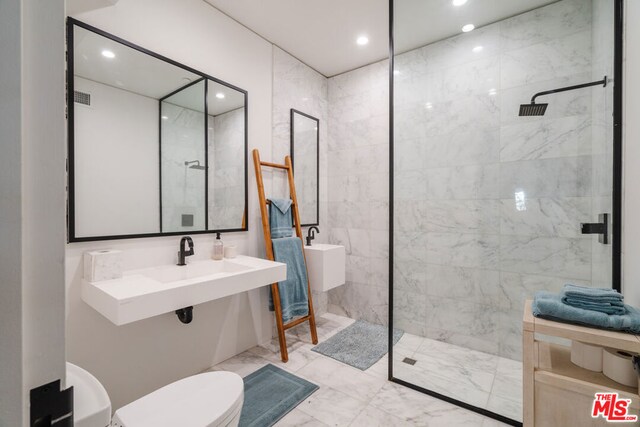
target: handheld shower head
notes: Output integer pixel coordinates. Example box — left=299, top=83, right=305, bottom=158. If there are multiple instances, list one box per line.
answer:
left=184, top=160, right=206, bottom=170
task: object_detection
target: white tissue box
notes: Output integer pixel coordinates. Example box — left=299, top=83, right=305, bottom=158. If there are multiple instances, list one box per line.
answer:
left=84, top=250, right=123, bottom=282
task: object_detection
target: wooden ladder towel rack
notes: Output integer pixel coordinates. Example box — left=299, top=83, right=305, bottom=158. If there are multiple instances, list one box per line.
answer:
left=252, top=149, right=318, bottom=362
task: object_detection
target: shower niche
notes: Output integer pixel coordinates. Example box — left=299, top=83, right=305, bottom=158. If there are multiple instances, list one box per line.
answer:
left=67, top=19, right=248, bottom=241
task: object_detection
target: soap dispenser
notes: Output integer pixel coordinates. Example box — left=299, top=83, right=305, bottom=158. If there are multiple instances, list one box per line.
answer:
left=213, top=233, right=224, bottom=260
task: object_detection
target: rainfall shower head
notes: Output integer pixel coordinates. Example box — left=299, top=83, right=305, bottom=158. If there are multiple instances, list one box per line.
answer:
left=519, top=102, right=548, bottom=116
left=184, top=160, right=206, bottom=170
left=519, top=76, right=607, bottom=117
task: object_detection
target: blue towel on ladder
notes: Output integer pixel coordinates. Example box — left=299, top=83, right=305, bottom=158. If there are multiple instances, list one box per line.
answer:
left=532, top=291, right=640, bottom=334
left=268, top=237, right=309, bottom=322
left=269, top=198, right=293, bottom=238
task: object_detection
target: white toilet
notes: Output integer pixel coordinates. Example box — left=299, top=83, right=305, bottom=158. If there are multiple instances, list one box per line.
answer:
left=67, top=363, right=244, bottom=427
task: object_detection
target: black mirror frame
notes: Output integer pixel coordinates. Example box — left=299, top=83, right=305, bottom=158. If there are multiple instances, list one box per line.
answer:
left=290, top=108, right=320, bottom=227
left=66, top=18, right=249, bottom=242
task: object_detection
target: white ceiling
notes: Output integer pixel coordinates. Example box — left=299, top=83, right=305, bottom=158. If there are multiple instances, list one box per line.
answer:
left=205, top=0, right=558, bottom=77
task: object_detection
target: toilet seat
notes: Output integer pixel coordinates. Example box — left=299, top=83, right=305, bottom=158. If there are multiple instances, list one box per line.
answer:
left=111, top=371, right=244, bottom=427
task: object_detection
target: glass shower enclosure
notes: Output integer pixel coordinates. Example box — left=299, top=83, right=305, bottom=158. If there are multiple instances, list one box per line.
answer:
left=389, top=0, right=622, bottom=424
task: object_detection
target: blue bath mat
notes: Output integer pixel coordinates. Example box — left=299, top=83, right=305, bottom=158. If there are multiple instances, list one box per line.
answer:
left=311, top=320, right=404, bottom=370
left=239, top=364, right=318, bottom=427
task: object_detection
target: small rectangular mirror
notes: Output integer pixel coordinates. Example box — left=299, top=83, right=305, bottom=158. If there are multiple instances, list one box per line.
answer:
left=290, top=109, right=319, bottom=227
left=68, top=19, right=248, bottom=241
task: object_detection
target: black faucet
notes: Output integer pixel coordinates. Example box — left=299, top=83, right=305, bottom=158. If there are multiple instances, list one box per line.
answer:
left=306, top=226, right=320, bottom=246
left=177, top=236, right=194, bottom=266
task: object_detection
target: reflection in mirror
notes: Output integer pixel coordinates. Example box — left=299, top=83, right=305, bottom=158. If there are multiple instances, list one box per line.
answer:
left=68, top=20, right=248, bottom=241
left=207, top=80, right=246, bottom=230
left=291, top=109, right=319, bottom=226
left=160, top=79, right=206, bottom=232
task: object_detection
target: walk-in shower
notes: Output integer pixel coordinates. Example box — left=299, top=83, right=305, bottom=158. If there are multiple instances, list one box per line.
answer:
left=389, top=0, right=623, bottom=424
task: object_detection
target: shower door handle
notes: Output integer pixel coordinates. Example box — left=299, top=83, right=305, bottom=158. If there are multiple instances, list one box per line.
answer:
left=581, top=213, right=609, bottom=244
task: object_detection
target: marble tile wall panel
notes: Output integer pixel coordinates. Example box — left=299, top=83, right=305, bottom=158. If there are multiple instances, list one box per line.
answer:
left=326, top=60, right=390, bottom=325
left=271, top=46, right=328, bottom=224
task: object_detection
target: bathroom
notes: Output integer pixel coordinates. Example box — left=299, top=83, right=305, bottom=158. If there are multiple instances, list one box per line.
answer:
left=1, top=0, right=640, bottom=426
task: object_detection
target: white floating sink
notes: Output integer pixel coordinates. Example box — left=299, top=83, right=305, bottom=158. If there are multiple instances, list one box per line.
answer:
left=304, top=244, right=345, bottom=292
left=82, top=255, right=286, bottom=325
left=66, top=362, right=111, bottom=427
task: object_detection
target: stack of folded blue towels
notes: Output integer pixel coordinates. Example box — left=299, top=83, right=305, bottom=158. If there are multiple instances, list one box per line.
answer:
left=532, top=284, right=640, bottom=334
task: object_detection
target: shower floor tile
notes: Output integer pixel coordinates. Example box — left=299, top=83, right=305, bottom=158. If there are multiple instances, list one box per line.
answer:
left=208, top=313, right=514, bottom=426
left=394, top=333, right=523, bottom=423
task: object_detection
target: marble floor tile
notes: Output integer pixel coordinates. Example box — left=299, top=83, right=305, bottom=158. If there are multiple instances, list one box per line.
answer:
left=297, top=357, right=387, bottom=402
left=276, top=409, right=329, bottom=427
left=297, top=386, right=368, bottom=426
left=247, top=342, right=320, bottom=373
left=349, top=404, right=413, bottom=427
left=207, top=314, right=515, bottom=426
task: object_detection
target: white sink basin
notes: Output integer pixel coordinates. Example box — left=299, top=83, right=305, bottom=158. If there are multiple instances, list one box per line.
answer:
left=82, top=256, right=286, bottom=325
left=66, top=362, right=111, bottom=427
left=137, top=260, right=251, bottom=284
left=304, top=244, right=345, bottom=292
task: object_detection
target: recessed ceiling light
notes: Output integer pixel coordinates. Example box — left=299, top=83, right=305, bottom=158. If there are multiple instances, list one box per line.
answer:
left=356, top=36, right=369, bottom=46
left=393, top=70, right=400, bottom=75
left=452, top=0, right=468, bottom=5
left=101, top=50, right=115, bottom=59
left=425, top=102, right=433, bottom=109
left=472, top=46, right=483, bottom=53
left=462, top=24, right=475, bottom=33
left=161, top=116, right=169, bottom=120
left=488, top=88, right=497, bottom=96
left=215, top=93, right=225, bottom=99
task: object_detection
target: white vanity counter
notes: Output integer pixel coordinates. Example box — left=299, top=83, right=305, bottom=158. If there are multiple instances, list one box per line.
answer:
left=82, top=255, right=286, bottom=325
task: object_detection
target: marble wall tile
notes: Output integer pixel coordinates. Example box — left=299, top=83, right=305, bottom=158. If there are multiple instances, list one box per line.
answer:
left=421, top=128, right=500, bottom=169
left=393, top=231, right=428, bottom=264
left=425, top=265, right=503, bottom=308
left=369, top=201, right=389, bottom=231
left=393, top=259, right=428, bottom=294
left=500, top=30, right=591, bottom=90
left=499, top=0, right=591, bottom=52
left=499, top=271, right=590, bottom=312
left=425, top=164, right=499, bottom=201
left=499, top=156, right=592, bottom=199
left=328, top=282, right=389, bottom=325
left=500, top=235, right=592, bottom=280
left=327, top=201, right=371, bottom=229
left=426, top=233, right=500, bottom=270
left=500, top=114, right=592, bottom=162
left=500, top=197, right=591, bottom=238
left=393, top=200, right=428, bottom=232
left=424, top=200, right=500, bottom=234
left=423, top=298, right=500, bottom=355
left=394, top=289, right=427, bottom=336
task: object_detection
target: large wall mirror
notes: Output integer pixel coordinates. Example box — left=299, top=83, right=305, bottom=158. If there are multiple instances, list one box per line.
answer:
left=290, top=109, right=319, bottom=227
left=67, top=19, right=248, bottom=242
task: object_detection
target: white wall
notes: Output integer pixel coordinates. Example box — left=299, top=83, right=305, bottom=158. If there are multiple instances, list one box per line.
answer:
left=74, top=78, right=160, bottom=237
left=623, top=0, right=640, bottom=307
left=0, top=0, right=66, bottom=425
left=67, top=0, right=276, bottom=411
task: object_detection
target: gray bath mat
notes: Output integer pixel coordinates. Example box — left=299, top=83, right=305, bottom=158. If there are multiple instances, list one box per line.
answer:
left=239, top=364, right=319, bottom=427
left=311, top=320, right=404, bottom=370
